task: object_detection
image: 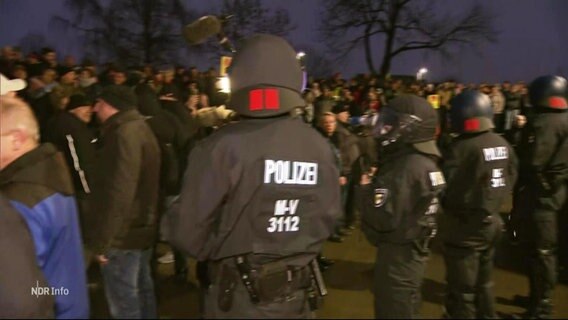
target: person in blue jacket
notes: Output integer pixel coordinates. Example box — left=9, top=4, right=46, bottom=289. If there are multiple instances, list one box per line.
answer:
left=0, top=95, right=89, bottom=319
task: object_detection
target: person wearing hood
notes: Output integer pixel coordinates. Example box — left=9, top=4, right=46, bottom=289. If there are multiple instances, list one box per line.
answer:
left=358, top=94, right=446, bottom=319
left=0, top=96, right=89, bottom=319
left=44, top=94, right=96, bottom=245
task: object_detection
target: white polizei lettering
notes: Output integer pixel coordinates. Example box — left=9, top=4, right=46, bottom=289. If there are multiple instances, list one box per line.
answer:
left=264, top=160, right=275, bottom=183
left=483, top=147, right=508, bottom=161
left=275, top=161, right=285, bottom=184
left=305, top=163, right=317, bottom=184
left=264, top=160, right=318, bottom=185
left=286, top=162, right=301, bottom=184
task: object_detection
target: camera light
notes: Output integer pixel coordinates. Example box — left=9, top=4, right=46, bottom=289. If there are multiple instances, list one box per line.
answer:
left=217, top=76, right=231, bottom=93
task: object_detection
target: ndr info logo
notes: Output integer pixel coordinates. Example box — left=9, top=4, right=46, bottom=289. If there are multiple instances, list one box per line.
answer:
left=31, top=280, right=69, bottom=298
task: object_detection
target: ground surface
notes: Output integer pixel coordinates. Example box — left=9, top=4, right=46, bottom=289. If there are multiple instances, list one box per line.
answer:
left=89, top=220, right=568, bottom=319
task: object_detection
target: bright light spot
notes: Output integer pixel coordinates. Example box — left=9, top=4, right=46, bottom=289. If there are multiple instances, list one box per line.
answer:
left=419, top=68, right=428, bottom=74
left=217, top=76, right=231, bottom=93
left=296, top=51, right=306, bottom=59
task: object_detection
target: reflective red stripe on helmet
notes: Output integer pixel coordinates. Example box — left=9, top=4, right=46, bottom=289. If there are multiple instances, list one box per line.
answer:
left=549, top=97, right=567, bottom=109
left=464, top=118, right=480, bottom=132
left=248, top=88, right=280, bottom=111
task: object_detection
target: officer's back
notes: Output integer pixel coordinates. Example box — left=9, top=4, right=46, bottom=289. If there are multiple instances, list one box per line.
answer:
left=180, top=115, right=340, bottom=262
left=168, top=33, right=341, bottom=319
left=444, top=131, right=517, bottom=216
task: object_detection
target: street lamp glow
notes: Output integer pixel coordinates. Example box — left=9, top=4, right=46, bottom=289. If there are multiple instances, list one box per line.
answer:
left=417, top=67, right=429, bottom=80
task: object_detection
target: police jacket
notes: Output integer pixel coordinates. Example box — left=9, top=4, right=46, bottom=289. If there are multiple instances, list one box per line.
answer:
left=85, top=109, right=161, bottom=254
left=443, top=131, right=518, bottom=216
left=519, top=110, right=568, bottom=194
left=0, top=144, right=89, bottom=319
left=360, top=146, right=446, bottom=245
left=169, top=116, right=341, bottom=264
left=0, top=193, right=54, bottom=319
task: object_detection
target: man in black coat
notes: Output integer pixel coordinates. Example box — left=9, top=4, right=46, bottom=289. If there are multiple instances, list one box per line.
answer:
left=44, top=94, right=96, bottom=213
left=86, top=85, right=161, bottom=319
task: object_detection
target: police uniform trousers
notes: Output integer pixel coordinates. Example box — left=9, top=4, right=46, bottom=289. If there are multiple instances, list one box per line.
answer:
left=442, top=213, right=503, bottom=319
left=517, top=183, right=567, bottom=317
left=373, top=241, right=428, bottom=319
left=204, top=261, right=314, bottom=319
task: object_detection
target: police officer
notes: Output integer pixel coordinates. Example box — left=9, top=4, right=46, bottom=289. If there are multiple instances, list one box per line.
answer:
left=168, top=34, right=341, bottom=318
left=441, top=91, right=518, bottom=318
left=516, top=75, right=568, bottom=319
left=359, top=94, right=446, bottom=319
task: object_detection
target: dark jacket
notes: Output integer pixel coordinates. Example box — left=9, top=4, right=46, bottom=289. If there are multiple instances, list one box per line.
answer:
left=168, top=116, right=342, bottom=265
left=334, top=121, right=361, bottom=176
left=360, top=147, right=446, bottom=244
left=0, top=192, right=54, bottom=319
left=85, top=109, right=161, bottom=254
left=443, top=131, right=518, bottom=215
left=0, top=144, right=89, bottom=319
left=518, top=110, right=568, bottom=195
left=44, top=112, right=96, bottom=201
left=135, top=85, right=194, bottom=195
left=440, top=131, right=518, bottom=247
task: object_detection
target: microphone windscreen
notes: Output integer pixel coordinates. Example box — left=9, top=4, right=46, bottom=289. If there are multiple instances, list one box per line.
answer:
left=183, top=15, right=222, bottom=45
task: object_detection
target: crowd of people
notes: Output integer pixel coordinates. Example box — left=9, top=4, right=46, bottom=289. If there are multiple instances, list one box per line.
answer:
left=0, top=40, right=566, bottom=320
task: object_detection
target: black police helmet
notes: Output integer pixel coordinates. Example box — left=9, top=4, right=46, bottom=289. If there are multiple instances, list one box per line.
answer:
left=373, top=94, right=440, bottom=157
left=529, top=75, right=567, bottom=110
left=449, top=90, right=494, bottom=134
left=227, top=34, right=304, bottom=118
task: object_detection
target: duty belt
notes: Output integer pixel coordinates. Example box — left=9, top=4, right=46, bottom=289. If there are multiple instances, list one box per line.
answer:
left=208, top=255, right=324, bottom=305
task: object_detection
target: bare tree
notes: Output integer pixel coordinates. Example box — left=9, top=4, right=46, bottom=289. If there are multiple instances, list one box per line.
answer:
left=18, top=33, right=48, bottom=54
left=319, top=0, right=498, bottom=77
left=215, top=0, right=295, bottom=42
left=297, top=45, right=334, bottom=79
left=51, top=0, right=197, bottom=66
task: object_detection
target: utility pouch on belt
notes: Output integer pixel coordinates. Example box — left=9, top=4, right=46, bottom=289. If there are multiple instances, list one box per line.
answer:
left=256, top=260, right=292, bottom=302
left=217, top=263, right=237, bottom=312
left=234, top=256, right=317, bottom=304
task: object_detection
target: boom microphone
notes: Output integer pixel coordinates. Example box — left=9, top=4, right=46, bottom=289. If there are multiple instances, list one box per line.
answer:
left=183, top=15, right=236, bottom=53
left=183, top=15, right=222, bottom=45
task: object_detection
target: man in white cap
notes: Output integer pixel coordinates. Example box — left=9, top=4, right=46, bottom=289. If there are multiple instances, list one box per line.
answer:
left=0, top=72, right=26, bottom=97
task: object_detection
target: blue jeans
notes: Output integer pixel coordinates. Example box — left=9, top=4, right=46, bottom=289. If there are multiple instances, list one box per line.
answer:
left=101, top=248, right=157, bottom=319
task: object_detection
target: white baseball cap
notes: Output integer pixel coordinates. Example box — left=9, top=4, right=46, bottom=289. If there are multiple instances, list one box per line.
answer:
left=1, top=73, right=27, bottom=95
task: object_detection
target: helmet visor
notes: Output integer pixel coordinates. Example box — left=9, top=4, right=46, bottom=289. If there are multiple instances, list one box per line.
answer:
left=372, top=107, right=423, bottom=140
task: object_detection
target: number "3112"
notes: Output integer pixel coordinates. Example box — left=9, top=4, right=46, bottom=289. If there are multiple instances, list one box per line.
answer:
left=267, top=216, right=300, bottom=233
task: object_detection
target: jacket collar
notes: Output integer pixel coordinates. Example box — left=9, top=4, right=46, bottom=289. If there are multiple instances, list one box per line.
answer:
left=0, top=143, right=74, bottom=195
left=100, top=109, right=143, bottom=137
